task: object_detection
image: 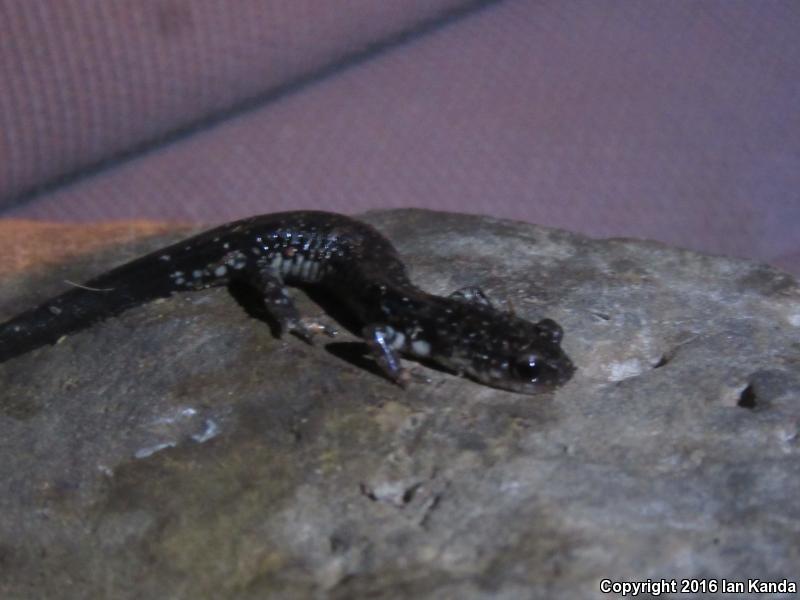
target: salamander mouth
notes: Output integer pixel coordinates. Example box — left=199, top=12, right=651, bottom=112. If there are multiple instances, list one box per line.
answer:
left=469, top=354, right=575, bottom=394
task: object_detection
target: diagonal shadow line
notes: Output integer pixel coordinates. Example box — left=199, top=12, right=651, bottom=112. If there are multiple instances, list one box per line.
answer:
left=2, top=0, right=505, bottom=214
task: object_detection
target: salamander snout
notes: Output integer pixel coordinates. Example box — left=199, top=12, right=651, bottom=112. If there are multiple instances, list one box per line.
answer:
left=472, top=317, right=575, bottom=394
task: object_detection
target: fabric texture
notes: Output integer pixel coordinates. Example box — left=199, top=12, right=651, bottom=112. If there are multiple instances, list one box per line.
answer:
left=0, top=0, right=478, bottom=201
left=1, top=1, right=798, bottom=276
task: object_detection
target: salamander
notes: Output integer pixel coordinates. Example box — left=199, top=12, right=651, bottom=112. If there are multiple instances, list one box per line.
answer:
left=0, top=211, right=575, bottom=393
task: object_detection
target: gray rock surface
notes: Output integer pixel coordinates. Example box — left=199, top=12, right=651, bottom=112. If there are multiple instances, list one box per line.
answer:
left=1, top=209, right=798, bottom=599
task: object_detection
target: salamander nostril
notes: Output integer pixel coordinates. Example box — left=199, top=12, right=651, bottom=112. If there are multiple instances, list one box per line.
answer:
left=535, top=318, right=563, bottom=344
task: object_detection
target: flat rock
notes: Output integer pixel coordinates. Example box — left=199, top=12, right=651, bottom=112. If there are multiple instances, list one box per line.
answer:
left=1, top=209, right=798, bottom=599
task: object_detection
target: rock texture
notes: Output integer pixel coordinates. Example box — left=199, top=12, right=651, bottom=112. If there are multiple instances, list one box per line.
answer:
left=1, top=210, right=798, bottom=599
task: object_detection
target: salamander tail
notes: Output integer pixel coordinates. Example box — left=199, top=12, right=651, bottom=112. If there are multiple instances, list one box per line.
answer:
left=0, top=282, right=160, bottom=364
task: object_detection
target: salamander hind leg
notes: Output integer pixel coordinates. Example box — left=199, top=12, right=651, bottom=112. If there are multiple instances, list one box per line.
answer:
left=247, top=268, right=334, bottom=344
left=448, top=286, right=494, bottom=309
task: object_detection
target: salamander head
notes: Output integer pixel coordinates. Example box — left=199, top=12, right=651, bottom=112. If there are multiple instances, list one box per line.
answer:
left=459, top=315, right=575, bottom=394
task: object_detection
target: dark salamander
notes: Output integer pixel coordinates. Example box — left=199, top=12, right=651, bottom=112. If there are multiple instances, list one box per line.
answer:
left=0, top=211, right=574, bottom=393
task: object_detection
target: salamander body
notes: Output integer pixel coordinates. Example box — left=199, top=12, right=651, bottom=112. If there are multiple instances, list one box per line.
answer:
left=0, top=211, right=574, bottom=393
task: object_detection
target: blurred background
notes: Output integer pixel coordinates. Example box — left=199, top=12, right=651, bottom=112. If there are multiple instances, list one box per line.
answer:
left=1, top=0, right=798, bottom=275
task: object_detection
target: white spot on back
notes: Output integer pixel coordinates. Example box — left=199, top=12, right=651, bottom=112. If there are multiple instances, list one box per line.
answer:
left=214, top=265, right=227, bottom=277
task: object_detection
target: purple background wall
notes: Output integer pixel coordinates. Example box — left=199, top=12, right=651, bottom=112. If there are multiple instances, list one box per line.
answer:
left=1, top=1, right=798, bottom=275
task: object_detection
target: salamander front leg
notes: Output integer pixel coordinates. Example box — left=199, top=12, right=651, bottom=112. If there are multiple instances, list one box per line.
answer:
left=362, top=324, right=411, bottom=387
left=248, top=268, right=334, bottom=343
left=449, top=286, right=517, bottom=315
left=448, top=286, right=494, bottom=309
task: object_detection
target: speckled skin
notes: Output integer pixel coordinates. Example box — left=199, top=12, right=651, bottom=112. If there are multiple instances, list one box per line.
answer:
left=0, top=211, right=574, bottom=393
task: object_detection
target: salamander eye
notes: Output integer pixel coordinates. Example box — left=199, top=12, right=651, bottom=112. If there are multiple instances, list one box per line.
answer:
left=513, top=355, right=542, bottom=381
